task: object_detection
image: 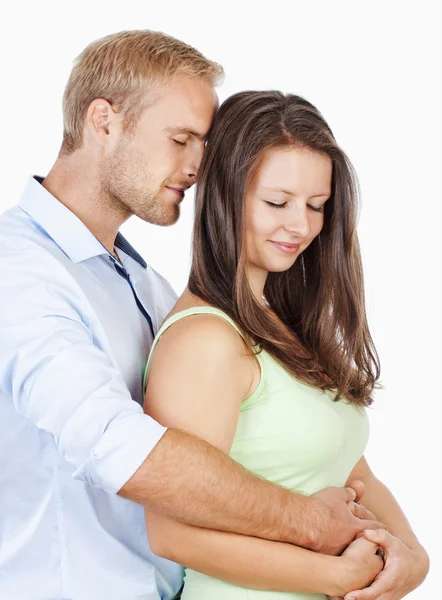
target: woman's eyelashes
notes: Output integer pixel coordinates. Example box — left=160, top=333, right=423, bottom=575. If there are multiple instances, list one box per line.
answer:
left=308, top=204, right=324, bottom=213
left=265, top=201, right=287, bottom=209
left=264, top=200, right=324, bottom=213
left=173, top=136, right=188, bottom=146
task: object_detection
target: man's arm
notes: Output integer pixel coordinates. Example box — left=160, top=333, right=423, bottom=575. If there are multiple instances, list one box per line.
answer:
left=0, top=248, right=167, bottom=494
left=0, top=248, right=381, bottom=555
left=121, top=426, right=365, bottom=552
left=134, top=313, right=384, bottom=554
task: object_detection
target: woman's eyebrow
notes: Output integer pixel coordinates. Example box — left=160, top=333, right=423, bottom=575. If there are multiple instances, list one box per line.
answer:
left=260, top=186, right=330, bottom=198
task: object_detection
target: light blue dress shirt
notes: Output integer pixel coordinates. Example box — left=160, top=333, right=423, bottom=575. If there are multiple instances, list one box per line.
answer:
left=0, top=177, right=184, bottom=599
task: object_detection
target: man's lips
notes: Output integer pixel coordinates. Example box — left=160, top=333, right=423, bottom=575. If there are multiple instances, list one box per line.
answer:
left=270, top=241, right=301, bottom=255
left=165, top=186, right=186, bottom=200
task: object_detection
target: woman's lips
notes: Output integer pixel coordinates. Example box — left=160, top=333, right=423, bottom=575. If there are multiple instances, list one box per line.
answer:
left=270, top=241, right=301, bottom=255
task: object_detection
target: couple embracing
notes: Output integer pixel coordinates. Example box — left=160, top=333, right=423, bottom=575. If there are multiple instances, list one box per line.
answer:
left=0, top=29, right=429, bottom=600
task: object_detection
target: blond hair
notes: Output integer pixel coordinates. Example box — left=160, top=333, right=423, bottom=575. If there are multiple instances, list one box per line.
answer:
left=61, top=30, right=223, bottom=155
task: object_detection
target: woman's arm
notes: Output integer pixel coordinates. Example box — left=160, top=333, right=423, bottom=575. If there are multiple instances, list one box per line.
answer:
left=340, top=456, right=430, bottom=600
left=346, top=457, right=426, bottom=555
left=143, top=314, right=382, bottom=595
left=146, top=511, right=382, bottom=597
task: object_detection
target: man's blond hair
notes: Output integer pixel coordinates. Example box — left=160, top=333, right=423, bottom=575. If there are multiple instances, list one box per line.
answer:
left=61, top=30, right=223, bottom=155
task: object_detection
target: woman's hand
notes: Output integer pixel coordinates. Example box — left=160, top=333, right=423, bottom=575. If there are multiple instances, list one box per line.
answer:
left=340, top=529, right=430, bottom=600
left=328, top=536, right=383, bottom=598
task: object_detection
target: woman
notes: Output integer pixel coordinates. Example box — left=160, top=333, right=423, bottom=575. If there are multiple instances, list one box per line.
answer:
left=142, top=92, right=429, bottom=599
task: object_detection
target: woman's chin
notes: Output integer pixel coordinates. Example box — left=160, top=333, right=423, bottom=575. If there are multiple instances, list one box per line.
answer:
left=266, top=259, right=298, bottom=273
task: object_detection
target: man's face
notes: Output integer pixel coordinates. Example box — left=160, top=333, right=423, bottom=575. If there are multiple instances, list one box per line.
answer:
left=101, top=74, right=218, bottom=226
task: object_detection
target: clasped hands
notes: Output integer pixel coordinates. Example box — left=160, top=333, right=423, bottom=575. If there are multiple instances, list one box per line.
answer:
left=321, top=481, right=428, bottom=600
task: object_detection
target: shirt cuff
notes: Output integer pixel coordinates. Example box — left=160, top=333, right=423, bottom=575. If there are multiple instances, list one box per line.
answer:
left=73, top=410, right=167, bottom=494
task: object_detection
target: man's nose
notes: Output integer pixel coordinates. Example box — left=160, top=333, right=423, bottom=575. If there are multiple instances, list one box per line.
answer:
left=182, top=144, right=205, bottom=180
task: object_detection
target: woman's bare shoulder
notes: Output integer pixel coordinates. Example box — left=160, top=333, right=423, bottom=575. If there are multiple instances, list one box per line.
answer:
left=157, top=290, right=248, bottom=358
left=155, top=309, right=247, bottom=362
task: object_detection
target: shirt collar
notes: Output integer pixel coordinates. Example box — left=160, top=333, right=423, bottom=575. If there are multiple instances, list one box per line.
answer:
left=19, top=176, right=146, bottom=268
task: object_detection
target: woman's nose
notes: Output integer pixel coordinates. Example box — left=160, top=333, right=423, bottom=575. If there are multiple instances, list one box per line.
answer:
left=284, top=207, right=311, bottom=238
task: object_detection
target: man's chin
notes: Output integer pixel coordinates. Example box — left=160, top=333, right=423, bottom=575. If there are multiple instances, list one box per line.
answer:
left=162, top=212, right=180, bottom=227
left=139, top=207, right=180, bottom=227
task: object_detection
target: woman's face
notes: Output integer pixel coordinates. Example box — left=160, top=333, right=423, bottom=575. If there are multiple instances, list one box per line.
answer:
left=244, top=146, right=332, bottom=286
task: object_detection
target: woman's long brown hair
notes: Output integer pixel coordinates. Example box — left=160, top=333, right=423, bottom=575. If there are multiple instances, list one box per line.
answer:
left=188, top=91, right=380, bottom=406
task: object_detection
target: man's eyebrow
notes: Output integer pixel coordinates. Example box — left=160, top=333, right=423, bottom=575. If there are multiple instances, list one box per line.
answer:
left=164, top=127, right=207, bottom=141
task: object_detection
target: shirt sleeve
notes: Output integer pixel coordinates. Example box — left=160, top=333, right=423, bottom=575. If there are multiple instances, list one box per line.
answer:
left=0, top=248, right=167, bottom=494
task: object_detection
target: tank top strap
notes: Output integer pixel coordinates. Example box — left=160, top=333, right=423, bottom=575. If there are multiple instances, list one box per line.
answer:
left=143, top=306, right=249, bottom=393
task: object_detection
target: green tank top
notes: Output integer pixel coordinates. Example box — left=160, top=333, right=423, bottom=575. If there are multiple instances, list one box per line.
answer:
left=144, top=306, right=370, bottom=600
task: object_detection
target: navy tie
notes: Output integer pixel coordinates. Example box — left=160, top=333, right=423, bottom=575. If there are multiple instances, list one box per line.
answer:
left=112, top=233, right=155, bottom=338
left=115, top=232, right=147, bottom=268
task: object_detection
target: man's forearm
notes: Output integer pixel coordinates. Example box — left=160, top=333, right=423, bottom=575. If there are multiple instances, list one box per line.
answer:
left=119, top=428, right=317, bottom=547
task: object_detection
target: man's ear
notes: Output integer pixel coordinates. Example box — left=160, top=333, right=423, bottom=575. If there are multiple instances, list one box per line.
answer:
left=84, top=98, right=121, bottom=148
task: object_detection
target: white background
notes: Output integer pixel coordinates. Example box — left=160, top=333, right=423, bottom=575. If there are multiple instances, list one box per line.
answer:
left=1, top=1, right=441, bottom=597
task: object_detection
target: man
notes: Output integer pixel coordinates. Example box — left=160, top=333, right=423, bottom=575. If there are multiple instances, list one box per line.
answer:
left=0, top=30, right=383, bottom=599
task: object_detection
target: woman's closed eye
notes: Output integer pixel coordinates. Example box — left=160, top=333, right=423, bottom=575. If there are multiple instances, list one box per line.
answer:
left=307, top=204, right=324, bottom=213
left=173, top=134, right=189, bottom=146
left=264, top=200, right=325, bottom=212
left=265, top=201, right=287, bottom=209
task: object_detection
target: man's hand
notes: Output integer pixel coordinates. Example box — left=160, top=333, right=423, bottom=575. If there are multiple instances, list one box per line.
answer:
left=311, top=483, right=386, bottom=555
left=341, top=529, right=430, bottom=600
left=346, top=480, right=380, bottom=533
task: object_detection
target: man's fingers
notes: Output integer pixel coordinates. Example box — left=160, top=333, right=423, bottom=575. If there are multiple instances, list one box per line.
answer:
left=347, top=479, right=365, bottom=503
left=344, top=486, right=357, bottom=502
left=357, top=518, right=387, bottom=531
left=347, top=501, right=377, bottom=521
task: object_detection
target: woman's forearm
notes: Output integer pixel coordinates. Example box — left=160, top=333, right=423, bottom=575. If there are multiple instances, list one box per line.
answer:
left=359, top=471, right=430, bottom=586
left=146, top=511, right=359, bottom=597
left=359, top=472, right=426, bottom=554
